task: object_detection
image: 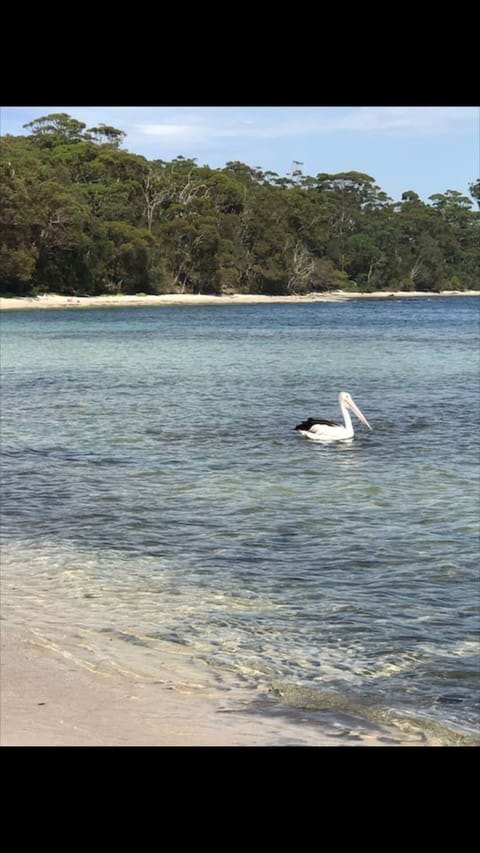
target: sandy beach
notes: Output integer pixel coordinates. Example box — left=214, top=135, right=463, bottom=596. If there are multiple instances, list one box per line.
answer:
left=1, top=625, right=276, bottom=746
left=0, top=291, right=478, bottom=311
left=1, top=624, right=404, bottom=747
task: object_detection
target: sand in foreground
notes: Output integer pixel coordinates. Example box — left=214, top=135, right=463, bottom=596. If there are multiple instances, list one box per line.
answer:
left=0, top=626, right=327, bottom=746
left=1, top=625, right=407, bottom=747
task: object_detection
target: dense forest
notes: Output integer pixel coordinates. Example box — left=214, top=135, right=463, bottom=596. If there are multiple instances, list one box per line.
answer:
left=1, top=113, right=479, bottom=296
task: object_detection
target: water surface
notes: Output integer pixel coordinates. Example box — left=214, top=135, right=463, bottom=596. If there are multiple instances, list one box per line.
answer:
left=1, top=297, right=479, bottom=745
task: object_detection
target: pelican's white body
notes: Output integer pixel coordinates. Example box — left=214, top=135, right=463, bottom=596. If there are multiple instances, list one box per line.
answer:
left=295, top=392, right=372, bottom=442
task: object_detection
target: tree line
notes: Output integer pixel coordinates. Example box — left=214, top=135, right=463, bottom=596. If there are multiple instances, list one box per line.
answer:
left=1, top=113, right=479, bottom=296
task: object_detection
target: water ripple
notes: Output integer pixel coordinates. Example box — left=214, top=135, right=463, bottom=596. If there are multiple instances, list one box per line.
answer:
left=1, top=298, right=479, bottom=744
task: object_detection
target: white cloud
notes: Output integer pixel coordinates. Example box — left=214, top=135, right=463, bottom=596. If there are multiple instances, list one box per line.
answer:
left=135, top=119, right=280, bottom=144
left=324, top=106, right=479, bottom=136
left=6, top=106, right=477, bottom=149
left=133, top=107, right=479, bottom=148
left=135, top=123, right=205, bottom=143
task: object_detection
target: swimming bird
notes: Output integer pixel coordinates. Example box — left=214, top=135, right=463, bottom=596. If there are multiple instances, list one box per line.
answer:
left=294, top=391, right=372, bottom=442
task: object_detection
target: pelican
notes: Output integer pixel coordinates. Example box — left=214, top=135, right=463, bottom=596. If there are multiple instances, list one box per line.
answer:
left=294, top=391, right=372, bottom=442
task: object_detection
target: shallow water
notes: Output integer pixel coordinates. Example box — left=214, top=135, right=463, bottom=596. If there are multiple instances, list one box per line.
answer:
left=1, top=297, right=479, bottom=745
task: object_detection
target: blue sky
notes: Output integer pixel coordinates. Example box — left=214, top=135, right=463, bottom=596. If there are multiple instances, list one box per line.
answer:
left=1, top=106, right=478, bottom=203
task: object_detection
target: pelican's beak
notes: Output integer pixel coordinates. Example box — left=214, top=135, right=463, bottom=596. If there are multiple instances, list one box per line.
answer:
left=346, top=398, right=372, bottom=430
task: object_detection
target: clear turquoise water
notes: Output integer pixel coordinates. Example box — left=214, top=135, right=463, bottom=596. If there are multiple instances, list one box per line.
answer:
left=1, top=298, right=479, bottom=745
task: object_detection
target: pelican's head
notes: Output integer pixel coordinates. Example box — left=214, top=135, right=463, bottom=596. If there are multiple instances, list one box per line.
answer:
left=339, top=392, right=372, bottom=430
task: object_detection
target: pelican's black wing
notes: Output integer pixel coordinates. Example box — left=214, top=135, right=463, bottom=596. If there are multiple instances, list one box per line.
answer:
left=294, top=417, right=340, bottom=431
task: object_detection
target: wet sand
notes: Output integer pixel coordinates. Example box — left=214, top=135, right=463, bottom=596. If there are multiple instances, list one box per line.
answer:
left=0, top=624, right=384, bottom=746
left=1, top=624, right=405, bottom=747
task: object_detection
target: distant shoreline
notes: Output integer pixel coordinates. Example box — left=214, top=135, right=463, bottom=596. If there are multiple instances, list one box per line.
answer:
left=1, top=290, right=479, bottom=311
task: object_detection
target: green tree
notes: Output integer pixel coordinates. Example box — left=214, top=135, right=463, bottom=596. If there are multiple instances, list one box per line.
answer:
left=0, top=137, right=41, bottom=291
left=23, top=113, right=89, bottom=146
left=469, top=179, right=480, bottom=209
left=1, top=115, right=478, bottom=297
left=87, top=125, right=126, bottom=147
